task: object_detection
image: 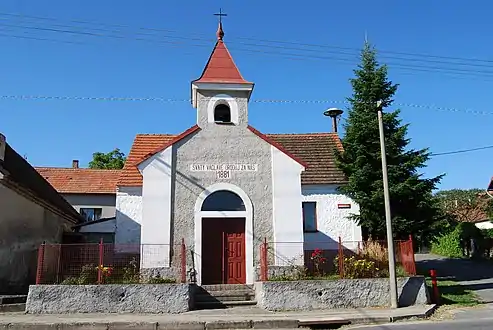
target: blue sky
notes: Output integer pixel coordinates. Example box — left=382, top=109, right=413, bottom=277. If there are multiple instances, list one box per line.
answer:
left=0, top=1, right=492, bottom=191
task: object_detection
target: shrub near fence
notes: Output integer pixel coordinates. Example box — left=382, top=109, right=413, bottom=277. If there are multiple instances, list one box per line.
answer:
left=36, top=240, right=187, bottom=285
left=259, top=236, right=416, bottom=281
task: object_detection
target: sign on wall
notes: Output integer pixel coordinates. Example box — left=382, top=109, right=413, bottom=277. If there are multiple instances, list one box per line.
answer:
left=190, top=164, right=258, bottom=180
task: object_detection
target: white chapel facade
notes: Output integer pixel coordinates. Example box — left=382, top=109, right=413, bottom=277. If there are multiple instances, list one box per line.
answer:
left=109, top=23, right=362, bottom=285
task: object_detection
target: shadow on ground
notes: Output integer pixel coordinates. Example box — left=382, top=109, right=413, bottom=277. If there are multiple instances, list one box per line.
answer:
left=415, top=254, right=493, bottom=282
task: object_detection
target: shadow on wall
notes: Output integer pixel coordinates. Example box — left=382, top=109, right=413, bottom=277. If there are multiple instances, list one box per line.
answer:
left=0, top=248, right=38, bottom=295
left=115, top=209, right=141, bottom=248
left=266, top=232, right=353, bottom=274
left=303, top=232, right=346, bottom=274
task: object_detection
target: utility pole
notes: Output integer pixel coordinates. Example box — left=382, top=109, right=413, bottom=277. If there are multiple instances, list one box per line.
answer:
left=376, top=100, right=398, bottom=308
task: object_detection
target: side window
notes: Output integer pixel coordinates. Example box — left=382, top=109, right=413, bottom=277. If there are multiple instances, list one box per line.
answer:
left=302, top=202, right=317, bottom=232
left=80, top=208, right=102, bottom=222
left=214, top=103, right=231, bottom=123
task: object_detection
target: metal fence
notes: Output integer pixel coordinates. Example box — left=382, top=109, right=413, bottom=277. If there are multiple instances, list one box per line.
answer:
left=259, top=236, right=416, bottom=281
left=35, top=239, right=188, bottom=285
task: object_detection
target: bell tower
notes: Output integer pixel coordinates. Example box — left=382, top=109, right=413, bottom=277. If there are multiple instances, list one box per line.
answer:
left=191, top=11, right=254, bottom=129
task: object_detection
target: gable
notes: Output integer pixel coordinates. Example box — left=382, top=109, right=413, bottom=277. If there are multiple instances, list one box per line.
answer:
left=118, top=130, right=346, bottom=187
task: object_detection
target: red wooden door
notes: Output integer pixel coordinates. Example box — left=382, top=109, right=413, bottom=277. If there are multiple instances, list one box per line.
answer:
left=201, top=218, right=246, bottom=285
left=224, top=221, right=246, bottom=284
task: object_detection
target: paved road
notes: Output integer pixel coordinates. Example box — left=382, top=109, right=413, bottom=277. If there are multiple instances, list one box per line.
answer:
left=414, top=253, right=493, bottom=303
left=348, top=317, right=493, bottom=330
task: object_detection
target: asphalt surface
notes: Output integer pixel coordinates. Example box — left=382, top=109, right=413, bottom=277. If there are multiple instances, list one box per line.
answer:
left=348, top=317, right=493, bottom=330
left=348, top=254, right=493, bottom=330
left=414, top=253, right=493, bottom=303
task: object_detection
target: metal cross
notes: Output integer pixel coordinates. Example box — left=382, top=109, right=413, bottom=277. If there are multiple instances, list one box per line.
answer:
left=214, top=8, right=227, bottom=24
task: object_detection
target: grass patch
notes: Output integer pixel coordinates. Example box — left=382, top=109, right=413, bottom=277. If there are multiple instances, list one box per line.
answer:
left=427, top=279, right=480, bottom=306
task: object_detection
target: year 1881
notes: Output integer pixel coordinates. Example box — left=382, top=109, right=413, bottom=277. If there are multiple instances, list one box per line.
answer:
left=216, top=170, right=231, bottom=179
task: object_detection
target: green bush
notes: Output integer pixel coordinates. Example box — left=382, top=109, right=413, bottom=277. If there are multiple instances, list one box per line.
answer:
left=146, top=275, right=177, bottom=284
left=431, top=228, right=463, bottom=258
left=61, top=264, right=98, bottom=285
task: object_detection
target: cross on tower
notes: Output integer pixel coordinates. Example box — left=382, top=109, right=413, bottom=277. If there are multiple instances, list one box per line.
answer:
left=214, top=8, right=227, bottom=24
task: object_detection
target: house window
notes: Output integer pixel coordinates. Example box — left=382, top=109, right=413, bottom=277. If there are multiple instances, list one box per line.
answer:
left=214, top=103, right=231, bottom=123
left=302, top=202, right=317, bottom=232
left=80, top=208, right=102, bottom=222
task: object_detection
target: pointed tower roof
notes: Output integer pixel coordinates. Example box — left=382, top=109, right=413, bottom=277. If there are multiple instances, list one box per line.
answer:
left=193, top=22, right=252, bottom=85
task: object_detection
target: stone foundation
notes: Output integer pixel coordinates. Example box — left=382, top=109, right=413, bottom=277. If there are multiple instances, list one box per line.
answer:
left=140, top=267, right=180, bottom=281
left=255, top=276, right=430, bottom=311
left=26, top=284, right=194, bottom=314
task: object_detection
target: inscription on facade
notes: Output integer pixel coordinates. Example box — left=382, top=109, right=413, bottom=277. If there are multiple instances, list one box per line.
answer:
left=190, top=164, right=258, bottom=172
left=190, top=164, right=258, bottom=180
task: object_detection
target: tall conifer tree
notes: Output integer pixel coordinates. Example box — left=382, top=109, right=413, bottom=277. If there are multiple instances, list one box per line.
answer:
left=336, top=43, right=443, bottom=243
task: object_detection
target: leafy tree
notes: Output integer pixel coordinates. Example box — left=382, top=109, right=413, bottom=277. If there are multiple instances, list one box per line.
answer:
left=435, top=189, right=493, bottom=223
left=88, top=148, right=126, bottom=170
left=335, top=43, right=444, bottom=245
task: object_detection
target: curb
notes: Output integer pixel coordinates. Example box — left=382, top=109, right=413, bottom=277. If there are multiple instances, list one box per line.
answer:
left=0, top=318, right=301, bottom=330
left=0, top=305, right=439, bottom=329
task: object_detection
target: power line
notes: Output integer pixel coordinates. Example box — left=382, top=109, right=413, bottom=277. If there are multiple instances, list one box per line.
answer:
left=431, top=145, right=493, bottom=157
left=1, top=94, right=492, bottom=116
left=1, top=11, right=492, bottom=65
left=2, top=13, right=493, bottom=79
left=2, top=22, right=493, bottom=80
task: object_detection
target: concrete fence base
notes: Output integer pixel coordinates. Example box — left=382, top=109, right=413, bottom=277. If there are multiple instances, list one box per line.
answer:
left=26, top=284, right=194, bottom=314
left=255, top=276, right=430, bottom=311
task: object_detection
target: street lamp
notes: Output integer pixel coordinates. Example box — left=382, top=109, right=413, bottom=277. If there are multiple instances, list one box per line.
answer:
left=376, top=100, right=398, bottom=309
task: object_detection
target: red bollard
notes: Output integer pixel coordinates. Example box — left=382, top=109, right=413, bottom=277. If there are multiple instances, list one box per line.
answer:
left=430, top=269, right=440, bottom=304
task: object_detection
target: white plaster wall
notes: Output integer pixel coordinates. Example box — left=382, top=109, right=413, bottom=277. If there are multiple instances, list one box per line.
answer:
left=271, top=146, right=305, bottom=266
left=138, top=146, right=173, bottom=268
left=476, top=221, right=493, bottom=230
left=302, top=184, right=362, bottom=251
left=115, top=186, right=142, bottom=246
left=78, top=219, right=116, bottom=233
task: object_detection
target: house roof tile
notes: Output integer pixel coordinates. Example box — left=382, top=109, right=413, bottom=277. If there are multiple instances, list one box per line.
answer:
left=193, top=39, right=252, bottom=85
left=35, top=167, right=121, bottom=194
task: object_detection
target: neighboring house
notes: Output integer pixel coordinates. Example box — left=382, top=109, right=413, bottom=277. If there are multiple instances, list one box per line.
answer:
left=106, top=23, right=362, bottom=285
left=35, top=161, right=121, bottom=243
left=480, top=179, right=493, bottom=229
left=0, top=133, right=82, bottom=294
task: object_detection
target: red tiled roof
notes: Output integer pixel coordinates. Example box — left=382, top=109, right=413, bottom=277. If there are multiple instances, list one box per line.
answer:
left=248, top=126, right=307, bottom=168
left=118, top=131, right=346, bottom=187
left=136, top=125, right=200, bottom=166
left=193, top=40, right=252, bottom=85
left=35, top=167, right=121, bottom=194
left=117, top=134, right=175, bottom=186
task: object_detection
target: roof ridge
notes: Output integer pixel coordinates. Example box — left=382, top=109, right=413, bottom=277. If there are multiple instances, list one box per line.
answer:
left=135, top=133, right=176, bottom=137
left=35, top=167, right=122, bottom=172
left=267, top=132, right=339, bottom=136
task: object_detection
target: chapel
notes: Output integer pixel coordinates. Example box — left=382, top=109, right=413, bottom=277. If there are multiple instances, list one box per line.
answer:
left=112, top=21, right=362, bottom=285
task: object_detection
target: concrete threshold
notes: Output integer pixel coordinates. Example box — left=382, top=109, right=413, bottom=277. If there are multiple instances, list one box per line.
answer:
left=0, top=304, right=437, bottom=330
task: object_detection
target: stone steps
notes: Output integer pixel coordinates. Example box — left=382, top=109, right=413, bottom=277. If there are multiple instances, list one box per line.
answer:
left=194, top=284, right=257, bottom=310
left=0, top=303, right=25, bottom=313
left=0, top=295, right=27, bottom=313
left=0, top=295, right=27, bottom=305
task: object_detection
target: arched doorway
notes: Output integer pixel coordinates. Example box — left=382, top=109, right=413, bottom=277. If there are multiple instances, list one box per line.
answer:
left=194, top=183, right=253, bottom=285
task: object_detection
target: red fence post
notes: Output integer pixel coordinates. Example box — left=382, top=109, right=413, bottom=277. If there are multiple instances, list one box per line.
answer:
left=35, top=242, right=46, bottom=285
left=181, top=238, right=187, bottom=283
left=430, top=269, right=440, bottom=304
left=97, top=238, right=104, bottom=284
left=260, top=238, right=268, bottom=281
left=338, top=237, right=344, bottom=279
